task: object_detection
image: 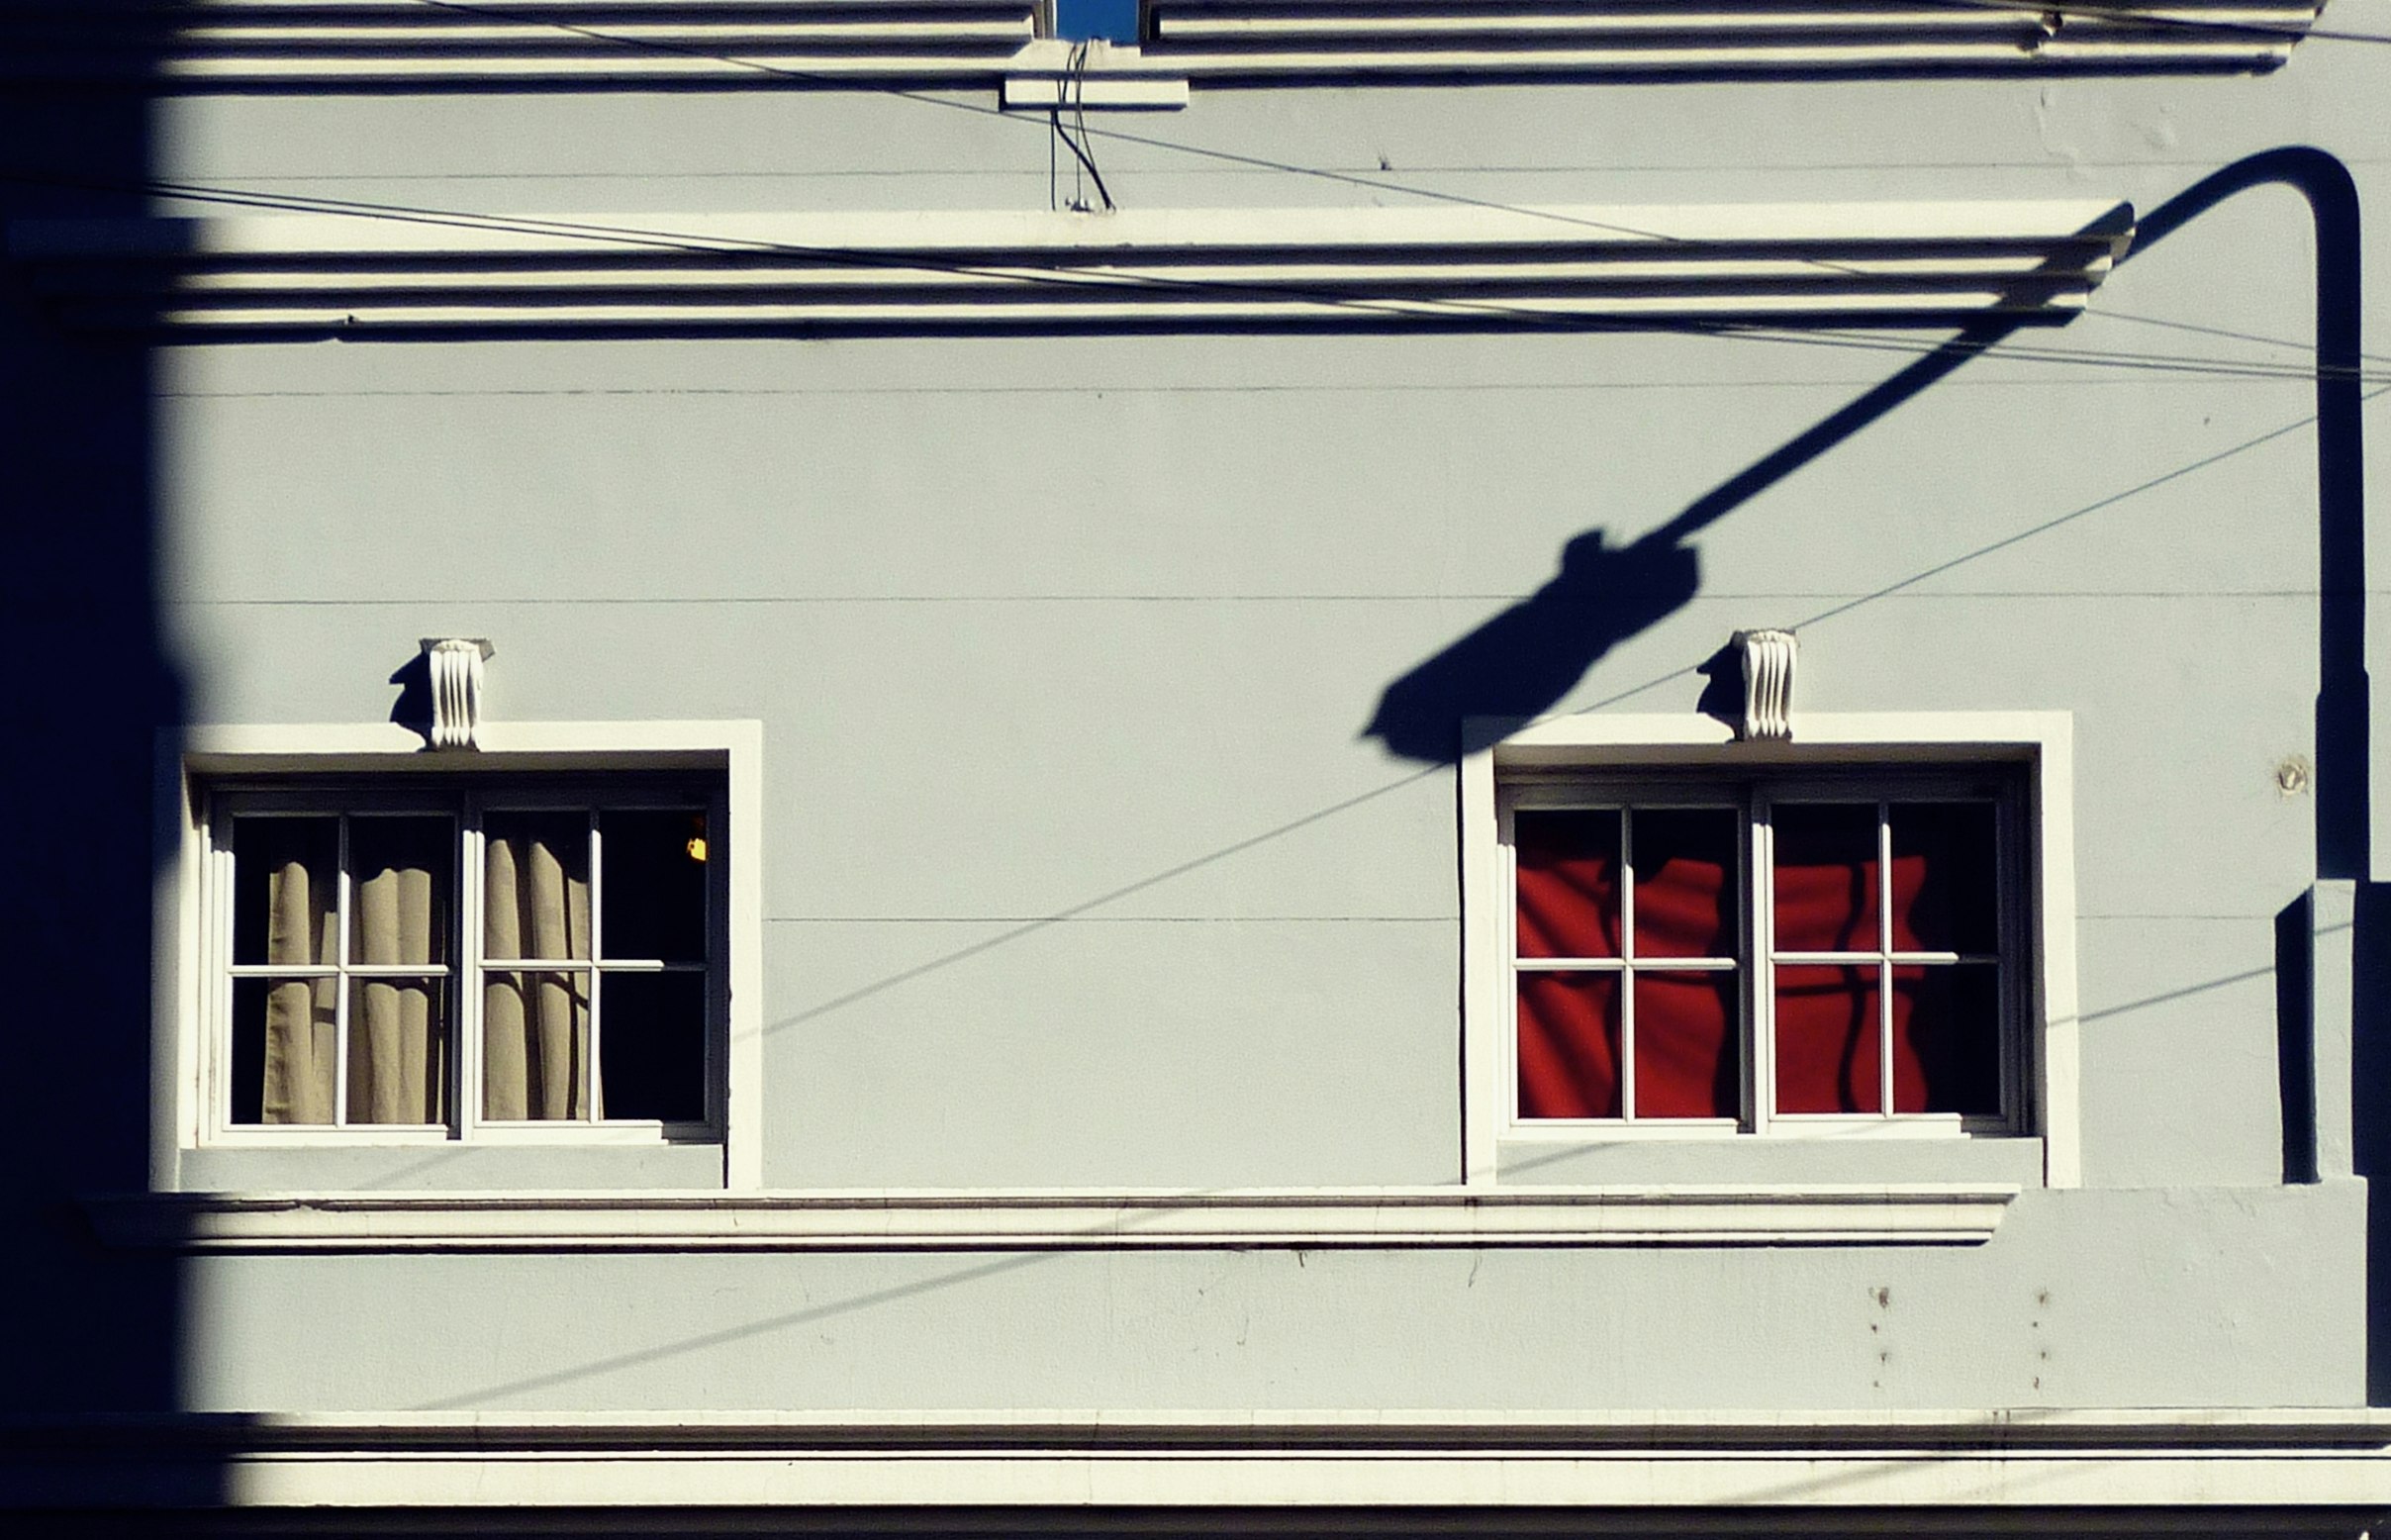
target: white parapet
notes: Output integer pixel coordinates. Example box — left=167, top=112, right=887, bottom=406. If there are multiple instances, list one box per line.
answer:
left=9, top=200, right=2136, bottom=337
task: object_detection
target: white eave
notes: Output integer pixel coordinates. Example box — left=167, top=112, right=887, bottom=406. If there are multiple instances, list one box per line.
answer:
left=88, top=1182, right=2021, bottom=1251
left=0, top=2, right=2318, bottom=89
left=1, top=1, right=1044, bottom=85
left=1144, top=0, right=2321, bottom=78
left=6, top=200, right=2135, bottom=337
left=6, top=1407, right=2391, bottom=1509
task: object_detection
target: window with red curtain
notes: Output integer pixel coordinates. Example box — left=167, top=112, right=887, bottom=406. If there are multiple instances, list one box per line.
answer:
left=1507, top=773, right=2015, bottom=1132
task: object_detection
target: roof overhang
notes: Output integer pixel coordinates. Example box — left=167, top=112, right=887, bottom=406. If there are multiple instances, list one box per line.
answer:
left=8, top=200, right=2136, bottom=338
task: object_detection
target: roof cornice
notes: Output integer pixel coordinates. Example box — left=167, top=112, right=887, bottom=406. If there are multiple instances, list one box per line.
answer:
left=0, top=2, right=2319, bottom=90
left=7, top=200, right=2136, bottom=338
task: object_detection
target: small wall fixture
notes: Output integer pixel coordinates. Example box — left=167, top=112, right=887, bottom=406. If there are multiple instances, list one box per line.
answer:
left=1735, top=629, right=1797, bottom=741
left=421, top=637, right=493, bottom=750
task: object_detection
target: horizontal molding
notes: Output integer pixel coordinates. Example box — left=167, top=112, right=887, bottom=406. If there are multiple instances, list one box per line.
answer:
left=91, top=1182, right=2020, bottom=1251
left=1145, top=1, right=2319, bottom=77
left=0, top=2, right=1043, bottom=86
left=0, top=2, right=2318, bottom=88
left=7, top=200, right=2133, bottom=338
left=6, top=1408, right=2391, bottom=1510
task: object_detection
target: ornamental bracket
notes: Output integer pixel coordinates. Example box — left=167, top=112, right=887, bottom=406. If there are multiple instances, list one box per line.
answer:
left=419, top=637, right=493, bottom=750
left=1735, top=628, right=1797, bottom=741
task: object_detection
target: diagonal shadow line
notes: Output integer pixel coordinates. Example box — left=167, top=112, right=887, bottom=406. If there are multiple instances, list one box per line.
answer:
left=1785, top=383, right=2391, bottom=634
left=1357, top=197, right=2140, bottom=766
left=1358, top=314, right=2043, bottom=763
left=2075, top=922, right=2349, bottom=1027
left=411, top=1249, right=1053, bottom=1410
left=432, top=927, right=2342, bottom=1408
left=759, top=769, right=1442, bottom=1035
left=415, top=153, right=2372, bottom=1412
left=747, top=387, right=2387, bottom=1050
left=488, top=396, right=2371, bottom=1405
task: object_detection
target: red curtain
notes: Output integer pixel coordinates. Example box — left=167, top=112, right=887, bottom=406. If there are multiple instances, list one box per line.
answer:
left=1515, top=810, right=1736, bottom=1118
left=1771, top=804, right=2000, bottom=1115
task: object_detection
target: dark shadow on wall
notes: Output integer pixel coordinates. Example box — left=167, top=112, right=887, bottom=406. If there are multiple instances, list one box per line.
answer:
left=1362, top=317, right=2035, bottom=763
left=0, top=0, right=199, bottom=1489
left=1362, top=145, right=2381, bottom=1402
left=2358, top=881, right=2391, bottom=1404
left=2122, top=148, right=2382, bottom=1405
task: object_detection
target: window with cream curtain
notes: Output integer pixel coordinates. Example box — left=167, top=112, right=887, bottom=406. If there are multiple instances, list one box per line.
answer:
left=217, top=785, right=718, bottom=1139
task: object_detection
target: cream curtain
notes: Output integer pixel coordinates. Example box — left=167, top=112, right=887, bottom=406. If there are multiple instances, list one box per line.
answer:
left=258, top=818, right=447, bottom=1124
left=482, top=817, right=594, bottom=1119
left=350, top=823, right=446, bottom=1123
left=260, top=844, right=336, bottom=1124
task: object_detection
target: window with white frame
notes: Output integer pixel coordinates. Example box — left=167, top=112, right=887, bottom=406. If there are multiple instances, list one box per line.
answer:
left=204, top=774, right=726, bottom=1141
left=1463, top=715, right=2075, bottom=1176
left=1503, top=770, right=2019, bottom=1132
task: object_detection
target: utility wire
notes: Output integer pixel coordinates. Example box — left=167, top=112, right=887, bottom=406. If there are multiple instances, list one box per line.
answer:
left=11, top=164, right=2385, bottom=386
left=1914, top=0, right=2391, bottom=48
left=396, top=1, right=2384, bottom=372
left=7, top=3, right=2377, bottom=379
left=1050, top=40, right=1116, bottom=212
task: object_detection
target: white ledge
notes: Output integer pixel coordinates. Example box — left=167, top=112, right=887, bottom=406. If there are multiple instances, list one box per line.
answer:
left=1147, top=1, right=2317, bottom=77
left=0, top=2, right=2316, bottom=87
left=7, top=200, right=2133, bottom=337
left=7, top=1408, right=2391, bottom=1510
left=92, top=1183, right=2020, bottom=1251
left=0, top=2, right=1042, bottom=86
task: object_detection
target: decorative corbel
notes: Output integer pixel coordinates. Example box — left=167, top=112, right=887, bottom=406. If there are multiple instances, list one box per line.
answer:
left=420, top=637, right=493, bottom=750
left=1735, top=628, right=1797, bottom=741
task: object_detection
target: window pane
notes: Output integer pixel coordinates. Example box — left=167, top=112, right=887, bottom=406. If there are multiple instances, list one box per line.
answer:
left=1892, top=963, right=2003, bottom=1115
left=601, top=810, right=709, bottom=964
left=1890, top=802, right=1999, bottom=954
left=483, top=813, right=592, bottom=962
left=1518, top=971, right=1620, bottom=1118
left=347, top=978, right=447, bottom=1125
left=349, top=817, right=451, bottom=968
left=1633, top=971, right=1738, bottom=1118
left=1771, top=804, right=1880, bottom=953
left=1632, top=808, right=1737, bottom=959
left=1773, top=964, right=1883, bottom=1113
left=233, top=818, right=336, bottom=967
left=599, top=972, right=708, bottom=1122
left=483, top=969, right=591, bottom=1120
left=232, top=975, right=336, bottom=1124
left=1514, top=810, right=1620, bottom=959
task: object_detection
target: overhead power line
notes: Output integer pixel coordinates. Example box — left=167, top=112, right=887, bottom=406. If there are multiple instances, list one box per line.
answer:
left=10, top=165, right=2383, bottom=387
left=1916, top=0, right=2391, bottom=48
left=396, top=0, right=2389, bottom=370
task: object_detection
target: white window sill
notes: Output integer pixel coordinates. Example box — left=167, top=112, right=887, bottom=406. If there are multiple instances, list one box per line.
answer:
left=89, top=1183, right=2018, bottom=1253
left=8, top=1407, right=2388, bottom=1511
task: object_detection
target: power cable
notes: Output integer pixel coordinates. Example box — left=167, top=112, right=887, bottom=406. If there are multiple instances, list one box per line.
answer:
left=9, top=164, right=2386, bottom=386
left=395, top=1, right=2384, bottom=373
left=1913, top=0, right=2391, bottom=48
left=1050, top=41, right=1115, bottom=212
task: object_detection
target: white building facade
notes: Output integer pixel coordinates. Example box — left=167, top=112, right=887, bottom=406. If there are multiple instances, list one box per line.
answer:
left=2, top=1, right=2388, bottom=1530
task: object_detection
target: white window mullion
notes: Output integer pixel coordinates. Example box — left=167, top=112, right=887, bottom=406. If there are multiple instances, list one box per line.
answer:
left=586, top=808, right=603, bottom=1123
left=1878, top=801, right=1895, bottom=1119
left=1500, top=801, right=1520, bottom=1126
left=1752, top=797, right=1774, bottom=1136
left=333, top=815, right=351, bottom=1128
left=1618, top=810, right=1637, bottom=1122
left=460, top=800, right=485, bottom=1139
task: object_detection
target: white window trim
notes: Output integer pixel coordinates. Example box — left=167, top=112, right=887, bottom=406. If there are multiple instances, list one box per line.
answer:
left=133, top=714, right=2036, bottom=1246
left=1461, top=712, right=2079, bottom=1191
left=157, top=721, right=765, bottom=1192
